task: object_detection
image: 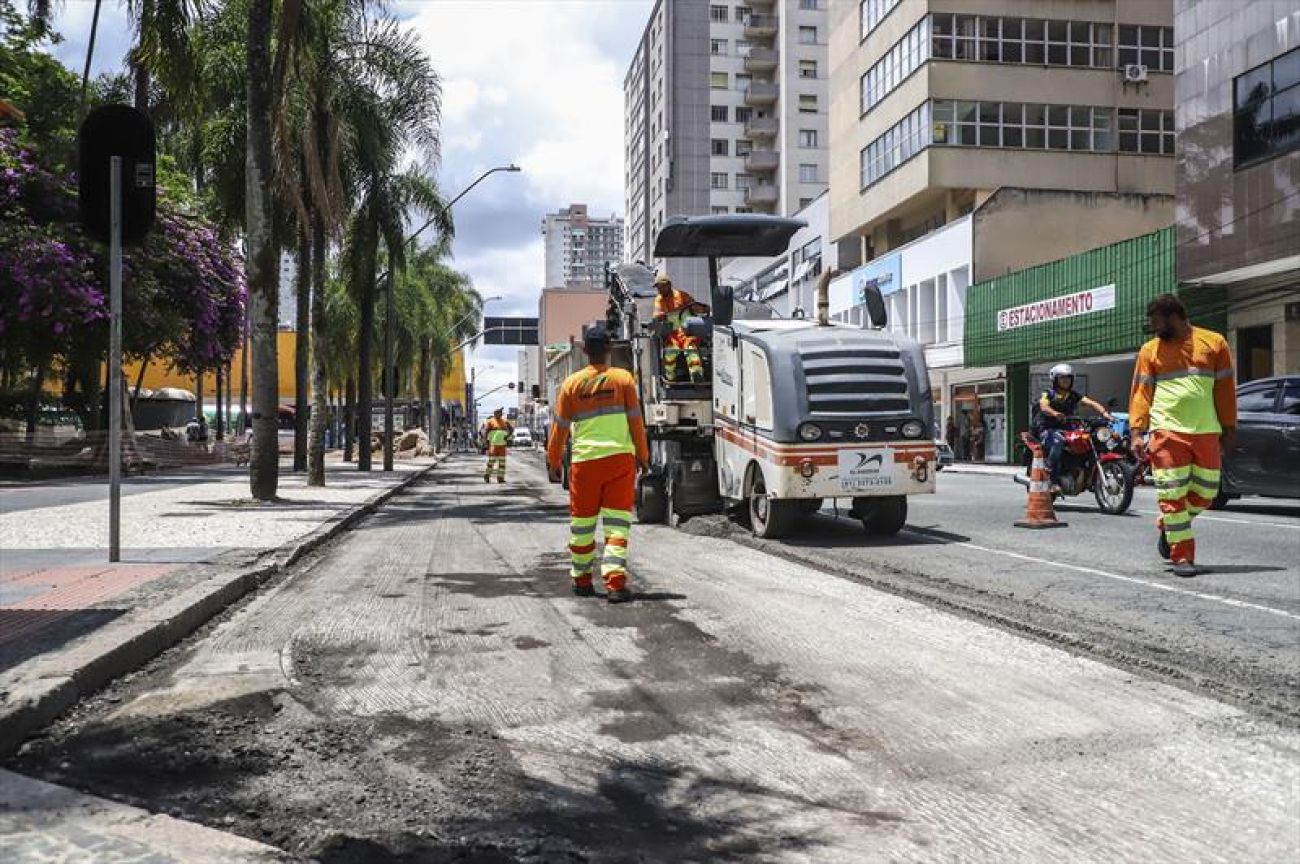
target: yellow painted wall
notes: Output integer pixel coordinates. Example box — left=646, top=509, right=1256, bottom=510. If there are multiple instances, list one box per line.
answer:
left=441, top=350, right=467, bottom=405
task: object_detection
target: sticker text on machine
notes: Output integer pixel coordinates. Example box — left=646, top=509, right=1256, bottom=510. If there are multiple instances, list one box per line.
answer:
left=997, top=284, right=1116, bottom=332
left=839, top=448, right=894, bottom=489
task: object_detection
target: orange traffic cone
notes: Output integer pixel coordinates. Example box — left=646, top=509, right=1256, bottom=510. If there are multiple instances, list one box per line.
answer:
left=1015, top=438, right=1066, bottom=529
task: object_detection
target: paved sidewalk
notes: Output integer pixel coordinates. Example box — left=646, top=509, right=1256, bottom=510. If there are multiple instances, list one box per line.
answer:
left=0, top=455, right=442, bottom=756
left=0, top=768, right=285, bottom=862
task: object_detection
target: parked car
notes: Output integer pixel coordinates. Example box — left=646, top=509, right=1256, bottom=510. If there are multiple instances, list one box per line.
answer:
left=510, top=428, right=534, bottom=448
left=934, top=440, right=955, bottom=471
left=1215, top=375, right=1300, bottom=507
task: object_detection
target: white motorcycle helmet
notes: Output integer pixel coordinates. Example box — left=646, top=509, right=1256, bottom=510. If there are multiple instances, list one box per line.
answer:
left=1049, top=363, right=1074, bottom=388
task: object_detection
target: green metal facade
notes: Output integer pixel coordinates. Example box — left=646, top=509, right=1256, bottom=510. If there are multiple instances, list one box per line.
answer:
left=965, top=228, right=1177, bottom=368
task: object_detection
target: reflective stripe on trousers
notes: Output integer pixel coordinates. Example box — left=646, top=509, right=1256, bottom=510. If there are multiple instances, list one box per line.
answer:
left=484, top=454, right=506, bottom=479
left=568, top=453, right=637, bottom=590
left=1149, top=430, right=1221, bottom=564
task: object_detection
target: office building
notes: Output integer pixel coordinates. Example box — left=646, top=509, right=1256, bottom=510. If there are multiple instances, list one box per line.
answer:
left=624, top=0, right=831, bottom=283
left=541, top=204, right=625, bottom=289
left=1174, top=0, right=1299, bottom=380
left=826, top=0, right=1178, bottom=460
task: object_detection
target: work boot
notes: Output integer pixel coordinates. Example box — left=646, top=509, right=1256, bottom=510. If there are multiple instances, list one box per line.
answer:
left=1157, top=530, right=1171, bottom=561
left=1172, top=561, right=1198, bottom=578
left=483, top=474, right=490, bottom=483
left=497, top=476, right=505, bottom=484
left=572, top=582, right=596, bottom=598
left=606, top=587, right=632, bottom=604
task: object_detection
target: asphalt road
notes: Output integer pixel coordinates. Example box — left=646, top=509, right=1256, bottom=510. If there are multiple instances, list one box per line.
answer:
left=10, top=452, right=1297, bottom=862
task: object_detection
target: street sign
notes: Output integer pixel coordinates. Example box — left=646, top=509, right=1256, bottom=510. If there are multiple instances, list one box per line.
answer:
left=78, top=105, right=156, bottom=245
left=483, top=317, right=539, bottom=346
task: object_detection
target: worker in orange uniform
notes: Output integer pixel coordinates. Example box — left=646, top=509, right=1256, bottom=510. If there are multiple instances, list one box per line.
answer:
left=653, top=272, right=708, bottom=384
left=482, top=407, right=513, bottom=484
left=1129, top=293, right=1237, bottom=578
left=547, top=322, right=650, bottom=603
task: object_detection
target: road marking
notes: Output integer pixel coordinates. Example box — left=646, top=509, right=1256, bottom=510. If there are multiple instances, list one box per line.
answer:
left=954, top=542, right=1300, bottom=622
left=1128, top=509, right=1300, bottom=530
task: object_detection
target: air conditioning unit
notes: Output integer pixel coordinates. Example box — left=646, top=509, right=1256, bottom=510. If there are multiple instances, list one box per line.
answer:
left=1123, top=64, right=1149, bottom=83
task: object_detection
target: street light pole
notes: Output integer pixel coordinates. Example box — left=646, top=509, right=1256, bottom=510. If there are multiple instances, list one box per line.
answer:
left=382, top=165, right=520, bottom=472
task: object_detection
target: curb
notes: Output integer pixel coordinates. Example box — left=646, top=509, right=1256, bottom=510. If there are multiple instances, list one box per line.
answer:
left=0, top=457, right=445, bottom=758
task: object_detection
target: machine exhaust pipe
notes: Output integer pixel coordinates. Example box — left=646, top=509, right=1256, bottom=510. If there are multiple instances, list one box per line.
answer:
left=816, top=269, right=834, bottom=327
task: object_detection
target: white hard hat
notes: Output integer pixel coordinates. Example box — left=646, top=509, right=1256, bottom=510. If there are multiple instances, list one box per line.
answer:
left=1049, top=363, right=1074, bottom=381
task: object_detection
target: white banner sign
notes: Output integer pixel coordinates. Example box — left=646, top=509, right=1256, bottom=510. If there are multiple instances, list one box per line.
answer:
left=997, top=284, right=1116, bottom=332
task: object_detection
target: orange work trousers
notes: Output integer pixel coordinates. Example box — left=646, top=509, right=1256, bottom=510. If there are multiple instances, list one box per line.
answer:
left=568, top=453, right=636, bottom=591
left=1149, top=430, right=1221, bottom=565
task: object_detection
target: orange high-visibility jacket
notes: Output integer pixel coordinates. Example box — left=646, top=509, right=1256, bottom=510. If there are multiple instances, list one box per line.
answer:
left=1129, top=327, right=1237, bottom=435
left=547, top=365, right=650, bottom=468
left=484, top=416, right=512, bottom=456
left=654, top=289, right=696, bottom=322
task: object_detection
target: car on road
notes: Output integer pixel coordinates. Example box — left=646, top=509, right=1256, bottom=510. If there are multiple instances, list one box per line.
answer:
left=1216, top=375, right=1300, bottom=507
left=510, top=428, right=533, bottom=448
left=935, top=440, right=954, bottom=471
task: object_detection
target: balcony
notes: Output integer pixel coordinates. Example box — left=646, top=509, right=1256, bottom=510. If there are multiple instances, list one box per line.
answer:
left=744, top=148, right=779, bottom=172
left=743, top=81, right=779, bottom=107
left=744, top=116, right=778, bottom=138
left=744, top=14, right=778, bottom=38
left=745, top=184, right=779, bottom=206
left=743, top=47, right=778, bottom=73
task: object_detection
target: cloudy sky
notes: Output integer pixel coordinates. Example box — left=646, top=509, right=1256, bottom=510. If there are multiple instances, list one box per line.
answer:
left=49, top=0, right=653, bottom=415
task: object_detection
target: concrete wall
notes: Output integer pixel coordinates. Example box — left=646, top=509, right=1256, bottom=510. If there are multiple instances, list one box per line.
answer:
left=972, top=188, right=1175, bottom=283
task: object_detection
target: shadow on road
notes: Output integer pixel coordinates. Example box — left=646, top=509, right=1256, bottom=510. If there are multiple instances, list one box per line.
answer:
left=1196, top=564, right=1292, bottom=576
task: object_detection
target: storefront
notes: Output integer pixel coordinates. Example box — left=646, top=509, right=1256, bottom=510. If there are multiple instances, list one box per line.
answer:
left=964, top=228, right=1225, bottom=463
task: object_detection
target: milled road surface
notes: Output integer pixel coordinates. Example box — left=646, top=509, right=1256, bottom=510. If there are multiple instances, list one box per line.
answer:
left=9, top=454, right=1299, bottom=862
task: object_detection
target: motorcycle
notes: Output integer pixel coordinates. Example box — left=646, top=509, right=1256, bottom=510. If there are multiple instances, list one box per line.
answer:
left=1104, top=411, right=1151, bottom=486
left=1015, top=417, right=1135, bottom=515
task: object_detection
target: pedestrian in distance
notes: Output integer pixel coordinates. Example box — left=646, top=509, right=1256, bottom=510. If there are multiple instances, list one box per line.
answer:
left=547, top=322, right=651, bottom=604
left=1129, top=293, right=1237, bottom=578
left=482, top=408, right=512, bottom=484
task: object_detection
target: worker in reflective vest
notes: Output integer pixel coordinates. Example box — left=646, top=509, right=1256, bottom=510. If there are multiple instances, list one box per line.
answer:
left=547, top=322, right=650, bottom=603
left=1130, top=293, right=1237, bottom=578
left=482, top=408, right=513, bottom=483
left=653, top=272, right=708, bottom=384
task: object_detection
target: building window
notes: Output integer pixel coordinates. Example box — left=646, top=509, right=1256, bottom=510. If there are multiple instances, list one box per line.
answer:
left=711, top=172, right=729, bottom=189
left=1233, top=47, right=1300, bottom=167
left=1119, top=108, right=1175, bottom=155
left=711, top=38, right=728, bottom=56
left=799, top=129, right=818, bottom=148
left=932, top=99, right=1124, bottom=153
left=800, top=197, right=815, bottom=208
left=736, top=172, right=752, bottom=191
left=800, top=0, right=818, bottom=8
left=712, top=138, right=730, bottom=156
left=712, top=206, right=729, bottom=215
left=798, top=163, right=818, bottom=183
left=861, top=101, right=931, bottom=189
left=860, top=0, right=901, bottom=41
left=799, top=26, right=818, bottom=45
left=710, top=5, right=728, bottom=23
left=736, top=73, right=752, bottom=92
left=799, top=94, right=818, bottom=113
left=862, top=15, right=930, bottom=114
left=737, top=206, right=754, bottom=214
left=1117, top=25, right=1174, bottom=73
left=711, top=105, right=729, bottom=123
left=736, top=138, right=753, bottom=156
left=799, top=59, right=818, bottom=79
left=711, top=71, right=729, bottom=89
left=736, top=6, right=753, bottom=25
left=931, top=14, right=1113, bottom=69
left=735, top=39, right=754, bottom=58
left=735, top=106, right=754, bottom=123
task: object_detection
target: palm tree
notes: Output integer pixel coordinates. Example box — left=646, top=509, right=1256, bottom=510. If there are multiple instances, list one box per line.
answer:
left=245, top=0, right=278, bottom=499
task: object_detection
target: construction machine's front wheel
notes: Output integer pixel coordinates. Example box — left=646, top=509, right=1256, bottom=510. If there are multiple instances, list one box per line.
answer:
left=856, top=496, right=908, bottom=537
left=748, top=469, right=796, bottom=540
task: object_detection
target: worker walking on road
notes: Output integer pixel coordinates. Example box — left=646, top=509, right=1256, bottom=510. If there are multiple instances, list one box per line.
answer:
left=547, top=322, right=650, bottom=604
left=653, top=272, right=707, bottom=384
left=482, top=408, right=513, bottom=484
left=1129, top=293, right=1237, bottom=578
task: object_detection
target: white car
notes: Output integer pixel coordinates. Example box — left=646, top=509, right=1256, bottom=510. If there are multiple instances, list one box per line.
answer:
left=510, top=428, right=534, bottom=448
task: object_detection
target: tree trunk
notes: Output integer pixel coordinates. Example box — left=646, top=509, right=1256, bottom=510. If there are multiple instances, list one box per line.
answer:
left=355, top=221, right=378, bottom=472
left=307, top=219, right=328, bottom=486
left=343, top=376, right=356, bottom=462
left=23, top=358, right=48, bottom=446
left=245, top=0, right=279, bottom=500
left=417, top=342, right=430, bottom=433
left=215, top=364, right=224, bottom=440
left=238, top=325, right=249, bottom=432
left=131, top=0, right=153, bottom=112
left=293, top=229, right=310, bottom=472
left=195, top=371, right=204, bottom=428
left=430, top=355, right=442, bottom=452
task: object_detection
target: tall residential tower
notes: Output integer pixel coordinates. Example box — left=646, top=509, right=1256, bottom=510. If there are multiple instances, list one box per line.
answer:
left=541, top=204, right=625, bottom=290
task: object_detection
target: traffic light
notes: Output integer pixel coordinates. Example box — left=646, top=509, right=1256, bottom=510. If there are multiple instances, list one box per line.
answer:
left=78, top=105, right=157, bottom=245
left=531, top=385, right=541, bottom=400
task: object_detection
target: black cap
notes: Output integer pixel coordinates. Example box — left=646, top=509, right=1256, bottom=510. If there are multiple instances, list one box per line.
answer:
left=582, top=321, right=611, bottom=351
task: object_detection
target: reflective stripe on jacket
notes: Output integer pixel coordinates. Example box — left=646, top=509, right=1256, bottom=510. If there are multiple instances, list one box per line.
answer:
left=547, top=365, right=650, bottom=466
left=1129, top=326, right=1237, bottom=435
left=654, top=289, right=696, bottom=330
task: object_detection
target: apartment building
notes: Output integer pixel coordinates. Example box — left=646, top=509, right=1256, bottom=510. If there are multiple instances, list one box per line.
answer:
left=1174, top=0, right=1299, bottom=380
left=827, top=0, right=1178, bottom=460
left=624, top=0, right=830, bottom=283
left=541, top=204, right=625, bottom=290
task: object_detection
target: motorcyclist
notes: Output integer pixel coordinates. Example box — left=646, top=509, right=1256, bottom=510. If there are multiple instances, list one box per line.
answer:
left=1033, top=363, right=1113, bottom=490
